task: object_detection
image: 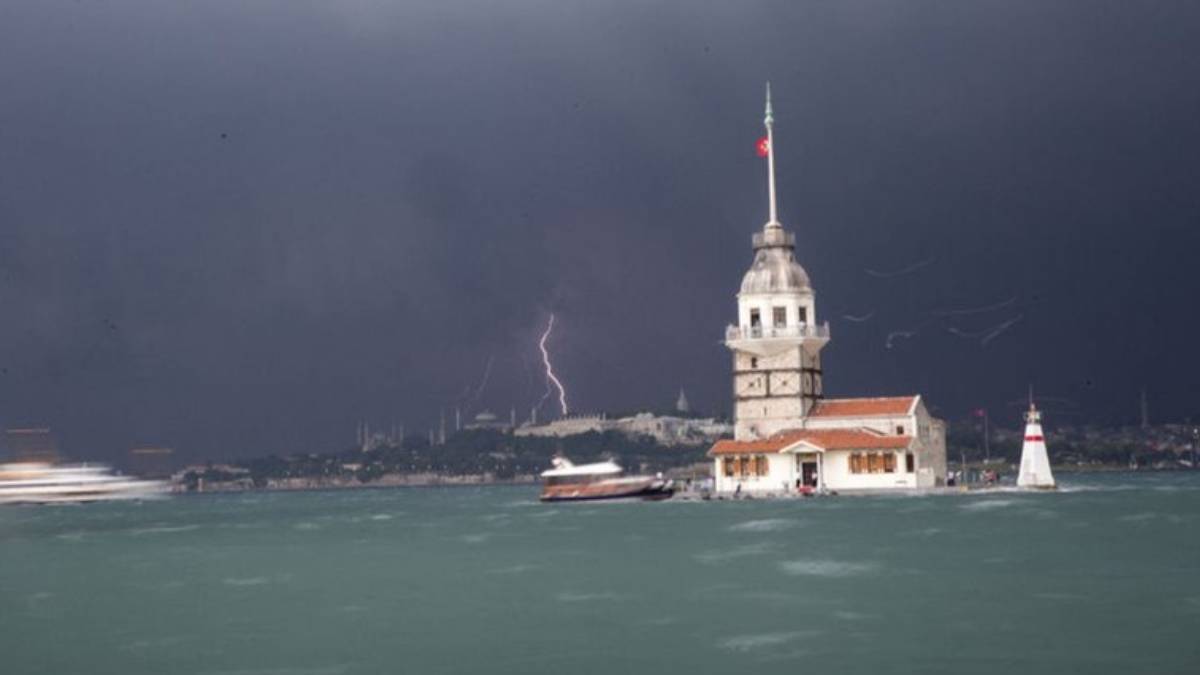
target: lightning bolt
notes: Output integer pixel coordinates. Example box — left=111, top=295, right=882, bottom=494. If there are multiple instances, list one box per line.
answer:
left=537, top=314, right=569, bottom=416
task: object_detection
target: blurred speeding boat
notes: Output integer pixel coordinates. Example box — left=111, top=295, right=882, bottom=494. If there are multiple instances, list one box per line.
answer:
left=0, top=462, right=169, bottom=504
left=539, top=456, right=674, bottom=502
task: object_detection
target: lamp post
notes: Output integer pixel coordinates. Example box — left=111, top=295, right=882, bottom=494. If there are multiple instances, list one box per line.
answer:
left=1193, top=428, right=1198, bottom=469
left=983, top=409, right=991, bottom=463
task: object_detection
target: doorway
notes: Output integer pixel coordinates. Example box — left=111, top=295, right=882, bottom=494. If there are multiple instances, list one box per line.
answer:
left=801, top=461, right=818, bottom=488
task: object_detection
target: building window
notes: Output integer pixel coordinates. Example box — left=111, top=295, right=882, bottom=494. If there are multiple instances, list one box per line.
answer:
left=750, top=357, right=758, bottom=369
left=849, top=453, right=863, bottom=474
left=773, top=306, right=787, bottom=327
left=883, top=453, right=896, bottom=473
left=905, top=453, right=915, bottom=473
left=867, top=453, right=881, bottom=473
left=896, top=425, right=905, bottom=435
left=749, top=309, right=761, bottom=327
left=755, top=455, right=769, bottom=476
left=723, top=457, right=735, bottom=477
left=738, top=456, right=751, bottom=477
left=798, top=306, right=807, bottom=323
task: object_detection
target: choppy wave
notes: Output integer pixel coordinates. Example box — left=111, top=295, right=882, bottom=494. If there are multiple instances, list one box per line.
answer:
left=129, top=524, right=201, bottom=536
left=832, top=610, right=878, bottom=621
left=695, top=542, right=775, bottom=564
left=959, top=499, right=1018, bottom=511
left=198, top=666, right=350, bottom=675
left=1032, top=592, right=1088, bottom=601
left=728, top=518, right=798, bottom=533
left=486, top=564, right=539, bottom=575
left=1118, top=512, right=1157, bottom=523
left=556, top=591, right=621, bottom=602
left=718, top=630, right=816, bottom=652
left=779, top=559, right=879, bottom=577
left=222, top=577, right=270, bottom=586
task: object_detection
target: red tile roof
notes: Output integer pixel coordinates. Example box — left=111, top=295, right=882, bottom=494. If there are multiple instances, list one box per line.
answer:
left=708, top=428, right=912, bottom=456
left=808, top=396, right=918, bottom=418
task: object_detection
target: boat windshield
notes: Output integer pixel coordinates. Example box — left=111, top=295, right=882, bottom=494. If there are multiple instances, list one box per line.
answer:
left=543, top=473, right=621, bottom=486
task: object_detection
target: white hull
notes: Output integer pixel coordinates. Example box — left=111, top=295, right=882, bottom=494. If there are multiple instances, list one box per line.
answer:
left=0, top=463, right=169, bottom=505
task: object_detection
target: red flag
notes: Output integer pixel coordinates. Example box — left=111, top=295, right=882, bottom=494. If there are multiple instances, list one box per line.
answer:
left=756, top=137, right=770, bottom=157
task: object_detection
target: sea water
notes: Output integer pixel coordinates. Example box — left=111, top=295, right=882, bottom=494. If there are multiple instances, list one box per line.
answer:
left=1, top=472, right=1198, bottom=674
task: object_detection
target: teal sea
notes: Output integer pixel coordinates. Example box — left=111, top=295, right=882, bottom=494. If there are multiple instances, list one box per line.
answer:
left=2, top=472, right=1198, bottom=674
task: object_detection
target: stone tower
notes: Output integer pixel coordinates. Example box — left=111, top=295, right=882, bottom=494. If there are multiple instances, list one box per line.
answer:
left=725, top=85, right=830, bottom=441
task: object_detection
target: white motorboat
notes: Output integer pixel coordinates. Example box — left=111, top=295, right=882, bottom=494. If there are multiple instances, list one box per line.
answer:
left=539, top=456, right=674, bottom=502
left=0, top=462, right=169, bottom=505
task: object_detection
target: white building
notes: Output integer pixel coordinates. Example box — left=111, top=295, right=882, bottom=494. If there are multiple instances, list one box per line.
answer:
left=707, top=86, right=947, bottom=494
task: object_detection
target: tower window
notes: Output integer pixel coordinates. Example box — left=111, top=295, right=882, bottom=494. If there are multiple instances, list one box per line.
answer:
left=749, top=309, right=761, bottom=327
left=896, top=425, right=905, bottom=435
left=773, top=307, right=787, bottom=327
left=798, top=307, right=808, bottom=323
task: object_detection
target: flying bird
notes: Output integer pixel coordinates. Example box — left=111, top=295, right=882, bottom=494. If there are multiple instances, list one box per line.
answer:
left=885, top=330, right=918, bottom=350
left=865, top=257, right=935, bottom=279
left=933, top=296, right=1018, bottom=317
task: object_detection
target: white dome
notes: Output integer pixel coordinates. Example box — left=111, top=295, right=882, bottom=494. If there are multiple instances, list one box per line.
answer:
left=740, top=246, right=811, bottom=295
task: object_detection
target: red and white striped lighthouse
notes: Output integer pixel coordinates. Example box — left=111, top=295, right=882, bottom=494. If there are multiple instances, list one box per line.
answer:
left=1017, top=396, right=1056, bottom=489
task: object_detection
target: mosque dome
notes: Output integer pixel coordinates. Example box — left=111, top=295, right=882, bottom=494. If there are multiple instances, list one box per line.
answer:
left=740, top=239, right=811, bottom=295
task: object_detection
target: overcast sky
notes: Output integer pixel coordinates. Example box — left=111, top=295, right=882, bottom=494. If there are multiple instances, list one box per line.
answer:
left=3, top=1, right=1199, bottom=462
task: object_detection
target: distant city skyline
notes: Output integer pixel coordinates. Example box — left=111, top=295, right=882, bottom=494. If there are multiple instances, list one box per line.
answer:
left=2, top=1, right=1200, bottom=463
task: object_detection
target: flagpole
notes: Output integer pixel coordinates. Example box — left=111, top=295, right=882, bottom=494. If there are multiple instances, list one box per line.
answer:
left=765, top=82, right=778, bottom=226
left=983, top=409, right=991, bottom=463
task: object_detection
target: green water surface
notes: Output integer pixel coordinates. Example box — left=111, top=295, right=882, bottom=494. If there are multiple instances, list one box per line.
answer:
left=2, top=472, right=1197, bottom=674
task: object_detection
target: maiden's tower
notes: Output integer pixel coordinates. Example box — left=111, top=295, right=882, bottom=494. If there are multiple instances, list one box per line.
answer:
left=708, top=86, right=948, bottom=494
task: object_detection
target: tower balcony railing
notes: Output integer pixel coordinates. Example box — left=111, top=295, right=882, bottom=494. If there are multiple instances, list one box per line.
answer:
left=725, top=322, right=830, bottom=342
left=752, top=230, right=795, bottom=249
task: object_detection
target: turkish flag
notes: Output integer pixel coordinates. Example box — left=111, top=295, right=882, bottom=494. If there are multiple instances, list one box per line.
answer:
left=756, top=137, right=770, bottom=157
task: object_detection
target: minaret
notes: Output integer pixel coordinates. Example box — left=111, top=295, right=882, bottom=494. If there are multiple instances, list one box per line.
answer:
left=725, top=84, right=830, bottom=441
left=1017, top=392, right=1056, bottom=489
left=676, top=388, right=691, bottom=414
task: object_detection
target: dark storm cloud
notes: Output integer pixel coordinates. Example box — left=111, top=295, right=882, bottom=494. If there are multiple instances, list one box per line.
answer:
left=2, top=1, right=1199, bottom=462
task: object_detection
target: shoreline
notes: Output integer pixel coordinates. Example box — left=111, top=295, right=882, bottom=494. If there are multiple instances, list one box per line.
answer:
left=174, top=464, right=1197, bottom=496
left=178, top=473, right=539, bottom=495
